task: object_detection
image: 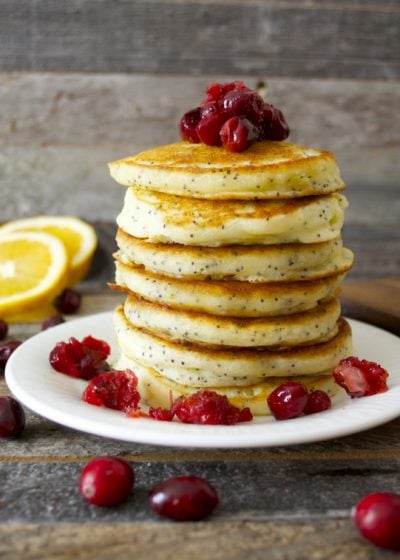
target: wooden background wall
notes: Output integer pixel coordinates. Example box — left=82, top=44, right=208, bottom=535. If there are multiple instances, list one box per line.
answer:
left=2, top=0, right=400, bottom=278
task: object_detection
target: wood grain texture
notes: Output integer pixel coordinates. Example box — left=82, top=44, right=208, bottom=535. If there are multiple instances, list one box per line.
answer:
left=341, top=278, right=400, bottom=334
left=2, top=520, right=397, bottom=560
left=2, top=0, right=400, bottom=79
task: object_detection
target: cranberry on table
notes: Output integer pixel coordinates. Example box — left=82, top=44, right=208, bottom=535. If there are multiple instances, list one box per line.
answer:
left=54, top=288, right=82, bottom=314
left=353, top=492, right=400, bottom=551
left=0, top=340, right=22, bottom=374
left=148, top=475, right=219, bottom=521
left=41, top=315, right=65, bottom=330
left=333, top=356, right=389, bottom=398
left=79, top=456, right=134, bottom=507
left=303, top=390, right=331, bottom=415
left=0, top=319, right=8, bottom=341
left=0, top=396, right=26, bottom=438
left=267, top=381, right=309, bottom=420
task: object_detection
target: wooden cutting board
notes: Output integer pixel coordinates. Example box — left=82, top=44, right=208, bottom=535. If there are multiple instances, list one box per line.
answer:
left=341, top=277, right=400, bottom=335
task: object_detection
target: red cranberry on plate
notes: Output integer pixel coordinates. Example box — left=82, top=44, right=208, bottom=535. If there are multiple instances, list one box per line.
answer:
left=303, top=390, right=332, bottom=415
left=333, top=357, right=388, bottom=398
left=267, top=381, right=309, bottom=420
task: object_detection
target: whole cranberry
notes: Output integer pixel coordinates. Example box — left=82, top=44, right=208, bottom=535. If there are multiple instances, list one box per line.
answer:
left=263, top=105, right=290, bottom=141
left=196, top=112, right=225, bottom=146
left=0, top=319, right=8, bottom=341
left=203, top=81, right=247, bottom=103
left=353, top=492, right=400, bottom=551
left=79, top=456, right=134, bottom=507
left=0, top=340, right=22, bottom=374
left=179, top=107, right=201, bottom=143
left=220, top=117, right=259, bottom=153
left=267, top=381, right=309, bottom=420
left=0, top=396, right=26, bottom=437
left=221, top=89, right=265, bottom=125
left=41, top=315, right=65, bottom=331
left=54, top=288, right=81, bottom=314
left=148, top=475, right=219, bottom=521
left=303, top=390, right=331, bottom=415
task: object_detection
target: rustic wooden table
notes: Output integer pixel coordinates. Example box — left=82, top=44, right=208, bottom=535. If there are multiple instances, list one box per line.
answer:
left=1, top=223, right=400, bottom=560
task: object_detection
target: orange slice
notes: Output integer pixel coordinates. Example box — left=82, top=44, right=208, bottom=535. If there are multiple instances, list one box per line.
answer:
left=0, top=216, right=97, bottom=285
left=0, top=232, right=68, bottom=315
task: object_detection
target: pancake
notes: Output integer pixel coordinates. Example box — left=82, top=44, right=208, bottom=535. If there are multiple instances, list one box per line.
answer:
left=114, top=355, right=345, bottom=416
left=116, top=229, right=353, bottom=282
left=117, top=188, right=348, bottom=246
left=114, top=306, right=352, bottom=386
left=123, top=293, right=341, bottom=348
left=113, top=259, right=345, bottom=317
left=109, top=141, right=345, bottom=200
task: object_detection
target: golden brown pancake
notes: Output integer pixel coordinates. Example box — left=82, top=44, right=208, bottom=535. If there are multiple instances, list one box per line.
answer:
left=109, top=141, right=345, bottom=199
left=123, top=292, right=341, bottom=348
left=113, top=259, right=346, bottom=317
left=117, top=188, right=348, bottom=246
left=114, top=354, right=345, bottom=416
left=116, top=229, right=353, bottom=282
left=114, top=306, right=352, bottom=386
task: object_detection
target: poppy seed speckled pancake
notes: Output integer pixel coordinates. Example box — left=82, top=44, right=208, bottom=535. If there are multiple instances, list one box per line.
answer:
left=113, top=259, right=346, bottom=317
left=123, top=293, right=341, bottom=348
left=117, top=188, right=348, bottom=247
left=108, top=141, right=345, bottom=200
left=116, top=229, right=353, bottom=282
left=113, top=355, right=345, bottom=416
left=114, top=306, right=352, bottom=386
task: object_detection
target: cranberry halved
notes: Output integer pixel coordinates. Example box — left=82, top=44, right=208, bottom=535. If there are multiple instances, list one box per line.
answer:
left=333, top=357, right=389, bottom=398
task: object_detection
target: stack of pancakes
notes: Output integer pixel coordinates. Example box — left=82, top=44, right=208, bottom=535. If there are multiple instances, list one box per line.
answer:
left=109, top=141, right=353, bottom=415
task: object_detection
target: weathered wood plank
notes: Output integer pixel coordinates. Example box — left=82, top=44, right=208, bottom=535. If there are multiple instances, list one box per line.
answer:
left=1, top=520, right=395, bottom=560
left=2, top=1, right=400, bottom=79
left=0, top=459, right=399, bottom=523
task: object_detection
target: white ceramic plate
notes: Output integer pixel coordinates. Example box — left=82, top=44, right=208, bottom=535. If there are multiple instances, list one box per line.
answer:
left=5, top=313, right=400, bottom=448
